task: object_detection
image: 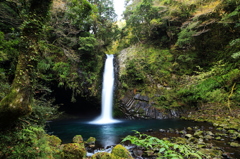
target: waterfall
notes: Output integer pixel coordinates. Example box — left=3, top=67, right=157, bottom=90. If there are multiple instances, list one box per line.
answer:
left=90, top=54, right=120, bottom=124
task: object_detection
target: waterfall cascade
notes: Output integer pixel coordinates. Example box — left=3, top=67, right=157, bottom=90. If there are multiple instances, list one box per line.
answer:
left=90, top=54, right=120, bottom=124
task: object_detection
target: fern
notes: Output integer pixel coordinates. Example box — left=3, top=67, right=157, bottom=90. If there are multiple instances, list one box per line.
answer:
left=122, top=131, right=206, bottom=159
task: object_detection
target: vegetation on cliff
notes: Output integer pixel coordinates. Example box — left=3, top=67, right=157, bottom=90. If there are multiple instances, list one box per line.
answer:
left=117, top=0, right=240, bottom=121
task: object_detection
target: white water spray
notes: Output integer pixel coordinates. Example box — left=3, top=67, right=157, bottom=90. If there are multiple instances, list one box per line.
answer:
left=90, top=54, right=120, bottom=124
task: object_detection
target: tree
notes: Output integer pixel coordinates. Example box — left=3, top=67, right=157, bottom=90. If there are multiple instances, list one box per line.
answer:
left=123, top=0, right=168, bottom=43
left=0, top=0, right=53, bottom=127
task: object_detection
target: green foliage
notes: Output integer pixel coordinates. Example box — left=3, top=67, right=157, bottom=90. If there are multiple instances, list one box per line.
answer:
left=66, top=0, right=93, bottom=26
left=0, top=31, right=19, bottom=61
left=176, top=28, right=196, bottom=47
left=52, top=62, right=71, bottom=86
left=230, top=38, right=240, bottom=59
left=119, top=45, right=173, bottom=92
left=27, top=98, right=61, bottom=126
left=124, top=0, right=166, bottom=43
left=177, top=63, right=240, bottom=106
left=0, top=68, right=10, bottom=100
left=0, top=125, right=54, bottom=158
left=122, top=131, right=205, bottom=158
left=79, top=35, right=96, bottom=52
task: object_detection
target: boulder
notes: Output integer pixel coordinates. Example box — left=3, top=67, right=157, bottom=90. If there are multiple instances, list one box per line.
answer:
left=86, top=137, right=96, bottom=148
left=72, top=135, right=83, bottom=144
left=111, top=144, right=133, bottom=159
left=46, top=135, right=62, bottom=147
left=61, top=143, right=86, bottom=158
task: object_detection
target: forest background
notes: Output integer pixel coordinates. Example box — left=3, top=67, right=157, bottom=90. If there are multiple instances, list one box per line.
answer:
left=0, top=0, right=239, bottom=158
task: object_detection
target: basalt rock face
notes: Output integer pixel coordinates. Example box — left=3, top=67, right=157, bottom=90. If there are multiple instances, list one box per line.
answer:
left=118, top=90, right=185, bottom=119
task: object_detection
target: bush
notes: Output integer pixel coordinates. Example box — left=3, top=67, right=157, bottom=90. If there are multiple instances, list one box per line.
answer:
left=0, top=125, right=53, bottom=159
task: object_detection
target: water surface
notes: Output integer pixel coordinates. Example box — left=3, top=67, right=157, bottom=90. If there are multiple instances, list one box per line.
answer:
left=46, top=118, right=209, bottom=148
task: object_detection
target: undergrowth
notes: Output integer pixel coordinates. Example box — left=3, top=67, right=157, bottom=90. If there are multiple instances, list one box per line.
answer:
left=122, top=131, right=207, bottom=159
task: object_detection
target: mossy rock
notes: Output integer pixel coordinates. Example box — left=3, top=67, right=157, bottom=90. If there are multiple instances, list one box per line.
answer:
left=229, top=142, right=240, bottom=147
left=227, top=129, right=237, bottom=134
left=72, top=135, right=83, bottom=144
left=61, top=143, right=86, bottom=159
left=86, top=137, right=96, bottom=145
left=194, top=130, right=203, bottom=138
left=111, top=144, right=133, bottom=159
left=204, top=135, right=213, bottom=140
left=185, top=134, right=192, bottom=139
left=91, top=152, right=112, bottom=159
left=215, top=136, right=222, bottom=140
left=46, top=135, right=62, bottom=147
left=174, top=137, right=188, bottom=144
left=199, top=148, right=222, bottom=158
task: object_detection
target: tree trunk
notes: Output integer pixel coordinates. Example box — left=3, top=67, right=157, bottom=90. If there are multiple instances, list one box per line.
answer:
left=0, top=0, right=52, bottom=128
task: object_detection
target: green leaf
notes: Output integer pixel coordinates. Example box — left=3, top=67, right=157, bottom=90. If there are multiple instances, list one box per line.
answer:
left=159, top=147, right=165, bottom=153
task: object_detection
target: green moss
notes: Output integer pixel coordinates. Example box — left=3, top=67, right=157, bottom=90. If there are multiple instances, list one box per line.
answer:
left=86, top=137, right=96, bottom=145
left=72, top=135, right=83, bottom=144
left=111, top=144, right=133, bottom=159
left=46, top=135, right=61, bottom=147
left=91, top=152, right=112, bottom=159
left=61, top=143, right=86, bottom=159
left=229, top=142, right=240, bottom=147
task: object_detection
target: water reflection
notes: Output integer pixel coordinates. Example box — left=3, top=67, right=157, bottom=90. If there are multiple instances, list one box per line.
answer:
left=99, top=124, right=118, bottom=148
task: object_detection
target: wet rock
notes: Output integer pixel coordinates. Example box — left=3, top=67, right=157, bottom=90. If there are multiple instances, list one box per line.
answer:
left=229, top=142, right=240, bottom=147
left=132, top=146, right=143, bottom=158
left=198, top=138, right=204, bottom=144
left=159, top=129, right=166, bottom=133
left=193, top=126, right=199, bottom=130
left=179, top=130, right=187, bottom=135
left=215, top=136, right=222, bottom=140
left=185, top=134, right=192, bottom=139
left=194, top=130, right=203, bottom=138
left=175, top=130, right=179, bottom=134
left=222, top=152, right=233, bottom=159
left=146, top=129, right=153, bottom=132
left=169, top=128, right=174, bottom=133
left=86, top=137, right=96, bottom=148
left=204, top=135, right=213, bottom=140
left=205, top=131, right=214, bottom=136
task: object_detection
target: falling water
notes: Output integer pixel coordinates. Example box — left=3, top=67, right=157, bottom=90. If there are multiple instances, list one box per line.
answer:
left=90, top=54, right=120, bottom=124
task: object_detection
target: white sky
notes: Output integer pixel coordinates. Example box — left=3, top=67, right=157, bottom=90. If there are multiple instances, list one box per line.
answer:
left=113, top=0, right=125, bottom=20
